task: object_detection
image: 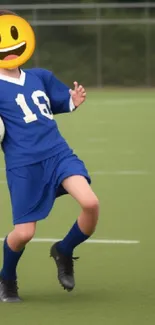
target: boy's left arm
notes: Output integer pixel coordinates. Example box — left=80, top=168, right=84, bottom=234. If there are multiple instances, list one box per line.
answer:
left=42, top=70, right=86, bottom=114
left=69, top=81, right=86, bottom=112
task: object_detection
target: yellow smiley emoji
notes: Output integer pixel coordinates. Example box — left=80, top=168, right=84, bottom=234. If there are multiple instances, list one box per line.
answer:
left=0, top=15, right=35, bottom=69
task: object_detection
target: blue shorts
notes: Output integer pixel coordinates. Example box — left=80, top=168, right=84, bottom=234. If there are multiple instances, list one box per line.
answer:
left=6, top=149, right=91, bottom=225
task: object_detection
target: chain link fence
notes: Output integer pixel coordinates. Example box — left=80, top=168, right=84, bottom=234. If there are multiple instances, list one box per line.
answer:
left=1, top=3, right=155, bottom=87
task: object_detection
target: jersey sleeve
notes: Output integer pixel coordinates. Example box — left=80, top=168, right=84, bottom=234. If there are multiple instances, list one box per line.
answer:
left=32, top=68, right=75, bottom=115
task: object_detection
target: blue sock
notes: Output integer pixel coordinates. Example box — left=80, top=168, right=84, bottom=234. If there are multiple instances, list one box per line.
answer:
left=57, top=221, right=89, bottom=256
left=0, top=237, right=25, bottom=280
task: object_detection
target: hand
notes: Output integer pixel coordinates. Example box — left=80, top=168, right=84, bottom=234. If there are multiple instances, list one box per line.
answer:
left=69, top=82, right=86, bottom=108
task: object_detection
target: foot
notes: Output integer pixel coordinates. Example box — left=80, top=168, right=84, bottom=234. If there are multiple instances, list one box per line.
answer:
left=0, top=277, right=21, bottom=302
left=50, top=242, right=78, bottom=292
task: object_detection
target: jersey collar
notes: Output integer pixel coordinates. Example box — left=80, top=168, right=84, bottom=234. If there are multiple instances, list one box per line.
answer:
left=0, top=70, right=26, bottom=86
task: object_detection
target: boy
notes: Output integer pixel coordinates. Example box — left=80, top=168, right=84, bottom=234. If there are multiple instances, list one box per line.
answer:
left=0, top=9, right=99, bottom=302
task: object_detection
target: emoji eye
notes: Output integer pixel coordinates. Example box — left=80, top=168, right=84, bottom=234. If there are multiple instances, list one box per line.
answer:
left=11, top=26, right=18, bottom=40
left=0, top=35, right=1, bottom=43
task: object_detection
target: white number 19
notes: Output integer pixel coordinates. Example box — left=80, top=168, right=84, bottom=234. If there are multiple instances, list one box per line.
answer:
left=16, top=90, right=53, bottom=124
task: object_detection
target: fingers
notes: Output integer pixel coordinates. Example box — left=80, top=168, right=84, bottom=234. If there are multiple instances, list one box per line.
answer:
left=71, top=82, right=86, bottom=103
left=78, top=85, right=86, bottom=97
left=74, top=82, right=86, bottom=95
left=74, top=81, right=78, bottom=91
left=78, top=85, right=83, bottom=91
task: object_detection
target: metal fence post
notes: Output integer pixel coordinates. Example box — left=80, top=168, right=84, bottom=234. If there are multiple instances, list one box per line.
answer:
left=96, top=6, right=102, bottom=88
left=145, top=4, right=151, bottom=87
left=32, top=8, right=39, bottom=67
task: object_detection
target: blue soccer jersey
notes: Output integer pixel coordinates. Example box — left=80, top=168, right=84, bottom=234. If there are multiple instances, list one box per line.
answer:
left=0, top=68, right=75, bottom=169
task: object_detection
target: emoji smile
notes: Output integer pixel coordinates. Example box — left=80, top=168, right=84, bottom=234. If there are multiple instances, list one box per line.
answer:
left=0, top=41, right=26, bottom=60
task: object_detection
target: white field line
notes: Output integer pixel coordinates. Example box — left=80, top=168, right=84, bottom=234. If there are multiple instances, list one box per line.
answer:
left=90, top=98, right=155, bottom=105
left=95, top=120, right=152, bottom=125
left=91, top=170, right=150, bottom=176
left=0, top=238, right=140, bottom=244
left=76, top=150, right=135, bottom=155
left=76, top=149, right=106, bottom=154
left=104, top=98, right=155, bottom=105
left=88, top=138, right=108, bottom=143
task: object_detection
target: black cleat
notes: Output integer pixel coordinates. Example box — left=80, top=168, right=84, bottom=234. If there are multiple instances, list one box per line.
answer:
left=50, top=242, right=79, bottom=292
left=0, top=277, right=21, bottom=303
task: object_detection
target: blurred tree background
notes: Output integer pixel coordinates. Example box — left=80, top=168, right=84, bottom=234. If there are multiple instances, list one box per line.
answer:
left=4, top=0, right=155, bottom=4
left=2, top=0, right=155, bottom=86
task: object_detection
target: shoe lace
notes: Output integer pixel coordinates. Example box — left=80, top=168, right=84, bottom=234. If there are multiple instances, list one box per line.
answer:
left=2, top=279, right=18, bottom=297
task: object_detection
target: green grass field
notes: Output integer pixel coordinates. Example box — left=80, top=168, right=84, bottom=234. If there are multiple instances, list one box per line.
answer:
left=0, top=89, right=155, bottom=325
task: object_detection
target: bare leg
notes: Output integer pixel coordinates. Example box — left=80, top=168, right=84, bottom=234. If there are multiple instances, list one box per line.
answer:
left=7, top=222, right=36, bottom=251
left=62, top=175, right=99, bottom=235
left=0, top=222, right=36, bottom=302
left=56, top=175, right=99, bottom=256
left=0, top=222, right=36, bottom=280
left=50, top=176, right=99, bottom=291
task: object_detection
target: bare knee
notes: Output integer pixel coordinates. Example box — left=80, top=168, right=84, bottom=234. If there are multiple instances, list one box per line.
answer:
left=82, top=195, right=99, bottom=218
left=78, top=195, right=99, bottom=235
left=15, top=223, right=36, bottom=244
left=18, top=230, right=35, bottom=243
